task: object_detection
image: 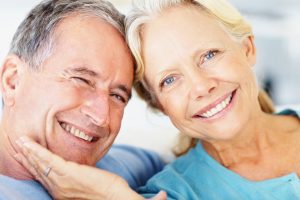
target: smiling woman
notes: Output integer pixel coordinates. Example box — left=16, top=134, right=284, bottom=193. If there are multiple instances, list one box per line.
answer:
left=125, top=0, right=300, bottom=199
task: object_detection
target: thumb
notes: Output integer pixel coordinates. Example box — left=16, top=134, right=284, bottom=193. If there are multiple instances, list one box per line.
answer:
left=148, top=191, right=167, bottom=200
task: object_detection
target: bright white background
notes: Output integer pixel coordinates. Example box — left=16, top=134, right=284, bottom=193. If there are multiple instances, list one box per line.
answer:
left=0, top=0, right=299, bottom=161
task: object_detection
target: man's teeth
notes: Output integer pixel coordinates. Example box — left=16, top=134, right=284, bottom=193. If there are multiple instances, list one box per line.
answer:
left=61, top=123, right=93, bottom=142
left=200, top=94, right=232, bottom=118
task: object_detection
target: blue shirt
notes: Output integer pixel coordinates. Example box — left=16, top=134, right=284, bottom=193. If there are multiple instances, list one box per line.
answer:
left=139, top=109, right=300, bottom=200
left=0, top=145, right=164, bottom=200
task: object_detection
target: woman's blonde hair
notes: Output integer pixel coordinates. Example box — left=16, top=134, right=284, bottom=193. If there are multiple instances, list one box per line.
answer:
left=126, top=0, right=275, bottom=156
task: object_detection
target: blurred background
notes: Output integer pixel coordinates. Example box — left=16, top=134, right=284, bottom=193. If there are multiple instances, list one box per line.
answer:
left=0, top=0, right=299, bottom=159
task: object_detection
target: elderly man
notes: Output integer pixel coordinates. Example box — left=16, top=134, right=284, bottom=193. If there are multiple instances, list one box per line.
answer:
left=0, top=0, right=164, bottom=199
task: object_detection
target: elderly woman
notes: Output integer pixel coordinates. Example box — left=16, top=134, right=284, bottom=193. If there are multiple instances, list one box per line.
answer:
left=16, top=0, right=300, bottom=199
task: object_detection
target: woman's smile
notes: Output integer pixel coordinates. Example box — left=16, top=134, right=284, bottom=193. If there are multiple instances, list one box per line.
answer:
left=192, top=89, right=237, bottom=121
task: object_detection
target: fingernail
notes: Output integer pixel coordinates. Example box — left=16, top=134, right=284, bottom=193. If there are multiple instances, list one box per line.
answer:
left=15, top=139, right=22, bottom=147
left=16, top=138, right=30, bottom=150
left=19, top=136, right=29, bottom=143
left=17, top=137, right=31, bottom=148
left=14, top=154, right=21, bottom=162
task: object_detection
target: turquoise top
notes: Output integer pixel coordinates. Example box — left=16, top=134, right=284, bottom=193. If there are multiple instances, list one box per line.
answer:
left=139, top=109, right=300, bottom=200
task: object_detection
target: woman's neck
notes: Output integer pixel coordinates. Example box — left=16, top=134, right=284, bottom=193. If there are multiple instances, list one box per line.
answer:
left=202, top=111, right=299, bottom=169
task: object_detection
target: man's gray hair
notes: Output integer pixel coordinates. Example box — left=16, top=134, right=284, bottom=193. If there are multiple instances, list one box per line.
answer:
left=9, top=0, right=125, bottom=70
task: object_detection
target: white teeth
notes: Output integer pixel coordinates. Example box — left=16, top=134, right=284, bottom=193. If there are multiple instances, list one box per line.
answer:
left=61, top=123, right=66, bottom=129
left=66, top=124, right=71, bottom=132
left=70, top=126, right=75, bottom=134
left=60, top=122, right=93, bottom=142
left=200, top=94, right=232, bottom=118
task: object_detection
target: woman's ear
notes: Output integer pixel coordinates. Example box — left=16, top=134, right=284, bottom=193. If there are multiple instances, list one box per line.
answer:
left=0, top=55, right=23, bottom=107
left=242, top=36, right=256, bottom=67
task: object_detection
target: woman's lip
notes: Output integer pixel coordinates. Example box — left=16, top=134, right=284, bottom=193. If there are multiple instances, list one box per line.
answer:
left=193, top=90, right=236, bottom=118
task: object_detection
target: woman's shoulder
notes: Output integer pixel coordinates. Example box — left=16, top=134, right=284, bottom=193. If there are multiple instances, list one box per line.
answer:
left=137, top=154, right=199, bottom=200
left=276, top=107, right=300, bottom=117
left=137, top=143, right=211, bottom=198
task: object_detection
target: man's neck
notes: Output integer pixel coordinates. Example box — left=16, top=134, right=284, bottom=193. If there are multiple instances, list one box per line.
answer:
left=0, top=124, right=34, bottom=180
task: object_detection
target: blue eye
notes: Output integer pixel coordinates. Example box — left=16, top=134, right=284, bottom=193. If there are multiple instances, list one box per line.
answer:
left=203, top=50, right=218, bottom=62
left=161, top=76, right=176, bottom=87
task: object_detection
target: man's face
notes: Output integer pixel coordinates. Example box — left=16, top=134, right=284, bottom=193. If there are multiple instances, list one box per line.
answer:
left=8, top=15, right=134, bottom=165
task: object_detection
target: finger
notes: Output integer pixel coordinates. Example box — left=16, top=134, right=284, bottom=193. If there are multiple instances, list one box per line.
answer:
left=16, top=137, right=65, bottom=195
left=15, top=140, right=53, bottom=184
left=15, top=138, right=41, bottom=172
left=17, top=136, right=67, bottom=175
left=148, top=191, right=167, bottom=200
left=14, top=152, right=52, bottom=191
left=16, top=135, right=68, bottom=192
left=14, top=153, right=39, bottom=179
left=16, top=137, right=49, bottom=176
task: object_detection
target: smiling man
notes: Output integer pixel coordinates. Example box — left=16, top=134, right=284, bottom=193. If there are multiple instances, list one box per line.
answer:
left=0, top=0, right=164, bottom=199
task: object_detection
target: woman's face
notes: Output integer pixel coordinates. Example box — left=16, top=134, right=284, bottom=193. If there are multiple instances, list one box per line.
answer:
left=142, top=6, right=260, bottom=141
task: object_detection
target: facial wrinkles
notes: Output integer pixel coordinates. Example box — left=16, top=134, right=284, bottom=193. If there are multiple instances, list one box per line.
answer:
left=57, top=65, right=131, bottom=102
left=58, top=113, right=108, bottom=136
left=170, top=112, right=213, bottom=139
left=145, top=8, right=242, bottom=119
left=37, top=70, right=107, bottom=147
left=145, top=15, right=230, bottom=91
left=54, top=66, right=129, bottom=130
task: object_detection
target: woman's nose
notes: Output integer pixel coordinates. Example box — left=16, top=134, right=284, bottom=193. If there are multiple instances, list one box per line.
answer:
left=188, top=72, right=217, bottom=100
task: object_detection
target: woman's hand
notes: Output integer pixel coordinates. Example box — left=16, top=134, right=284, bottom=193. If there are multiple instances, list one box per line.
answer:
left=15, top=136, right=166, bottom=200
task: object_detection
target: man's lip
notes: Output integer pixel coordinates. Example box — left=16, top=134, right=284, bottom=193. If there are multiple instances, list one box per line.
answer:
left=58, top=121, right=101, bottom=141
left=193, top=90, right=236, bottom=117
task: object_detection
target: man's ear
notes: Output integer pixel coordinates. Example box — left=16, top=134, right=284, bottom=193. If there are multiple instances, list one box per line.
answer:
left=0, top=55, right=23, bottom=107
left=242, top=36, right=256, bottom=67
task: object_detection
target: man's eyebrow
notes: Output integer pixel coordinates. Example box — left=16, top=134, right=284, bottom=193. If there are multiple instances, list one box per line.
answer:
left=118, top=85, right=132, bottom=100
left=65, top=67, right=98, bottom=77
left=65, top=67, right=132, bottom=99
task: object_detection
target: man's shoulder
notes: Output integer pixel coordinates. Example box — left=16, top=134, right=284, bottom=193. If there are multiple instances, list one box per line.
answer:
left=97, top=144, right=165, bottom=190
left=0, top=174, right=51, bottom=200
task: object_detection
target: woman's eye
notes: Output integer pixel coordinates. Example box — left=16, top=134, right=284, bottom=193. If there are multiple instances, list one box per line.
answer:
left=161, top=76, right=176, bottom=88
left=203, top=50, right=218, bottom=62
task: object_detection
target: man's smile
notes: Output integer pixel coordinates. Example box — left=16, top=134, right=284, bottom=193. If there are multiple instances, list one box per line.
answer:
left=59, top=122, right=99, bottom=142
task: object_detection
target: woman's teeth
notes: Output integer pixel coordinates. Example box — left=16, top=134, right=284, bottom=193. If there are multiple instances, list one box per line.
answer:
left=200, top=94, right=232, bottom=118
left=60, top=122, right=93, bottom=142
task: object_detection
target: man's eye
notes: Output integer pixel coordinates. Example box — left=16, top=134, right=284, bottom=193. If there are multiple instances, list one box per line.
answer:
left=72, top=77, right=91, bottom=85
left=111, top=93, right=127, bottom=104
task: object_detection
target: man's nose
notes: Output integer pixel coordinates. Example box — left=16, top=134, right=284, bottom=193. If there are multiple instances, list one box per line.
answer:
left=81, top=93, right=110, bottom=127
